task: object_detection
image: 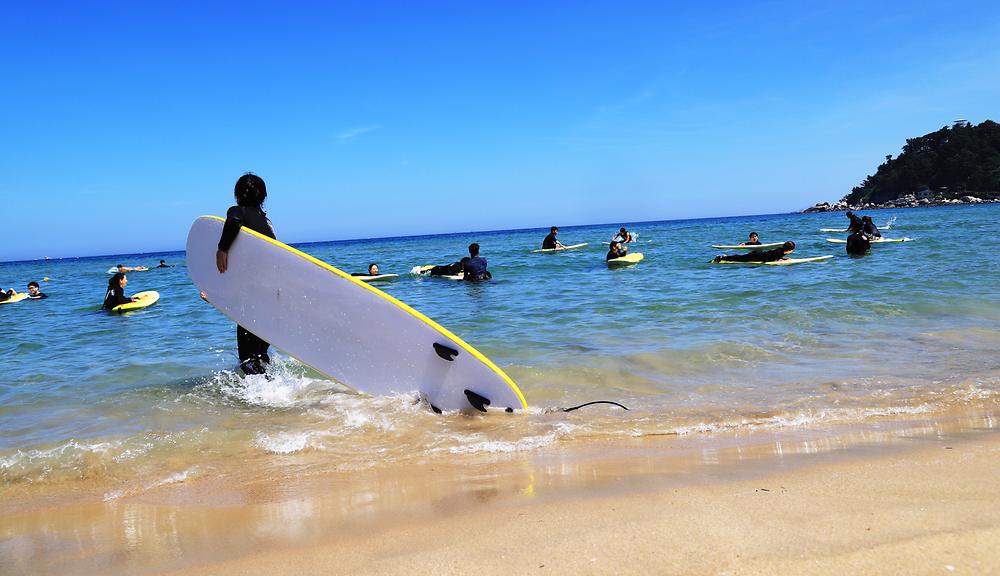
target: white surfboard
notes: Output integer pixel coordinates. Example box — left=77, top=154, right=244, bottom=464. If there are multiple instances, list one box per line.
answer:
left=531, top=242, right=588, bottom=253
left=186, top=216, right=527, bottom=413
left=826, top=237, right=912, bottom=244
left=713, top=255, right=833, bottom=266
left=711, top=242, right=784, bottom=250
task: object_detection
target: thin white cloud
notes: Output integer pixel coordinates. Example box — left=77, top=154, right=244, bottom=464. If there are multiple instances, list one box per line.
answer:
left=337, top=125, right=381, bottom=141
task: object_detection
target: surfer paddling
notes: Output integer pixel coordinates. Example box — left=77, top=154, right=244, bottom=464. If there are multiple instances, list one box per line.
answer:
left=713, top=241, right=796, bottom=263
left=215, top=173, right=276, bottom=375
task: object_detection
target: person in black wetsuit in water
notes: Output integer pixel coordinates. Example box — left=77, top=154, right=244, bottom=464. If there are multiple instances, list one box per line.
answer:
left=103, top=273, right=137, bottom=310
left=846, top=232, right=870, bottom=255
left=861, top=215, right=881, bottom=238
left=213, top=173, right=277, bottom=375
left=461, top=243, right=491, bottom=281
left=713, top=241, right=796, bottom=263
left=542, top=226, right=564, bottom=250
left=846, top=211, right=864, bottom=233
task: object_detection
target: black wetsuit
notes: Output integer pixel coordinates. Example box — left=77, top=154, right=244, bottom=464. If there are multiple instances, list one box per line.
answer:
left=862, top=221, right=881, bottom=238
left=846, top=232, right=870, bottom=255
left=847, top=214, right=864, bottom=233
left=542, top=233, right=558, bottom=249
left=0, top=290, right=12, bottom=303
left=27, top=292, right=48, bottom=300
left=156, top=263, right=173, bottom=268
left=613, top=232, right=633, bottom=243
left=219, top=205, right=276, bottom=375
left=429, top=262, right=463, bottom=276
left=103, top=285, right=130, bottom=310
left=717, top=247, right=786, bottom=263
left=462, top=256, right=491, bottom=280
left=606, top=248, right=628, bottom=261
left=745, top=240, right=761, bottom=245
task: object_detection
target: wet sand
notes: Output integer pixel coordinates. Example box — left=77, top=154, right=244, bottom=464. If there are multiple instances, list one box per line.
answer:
left=3, top=412, right=999, bottom=575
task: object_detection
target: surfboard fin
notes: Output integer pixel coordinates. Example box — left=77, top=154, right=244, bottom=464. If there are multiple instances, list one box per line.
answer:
left=464, top=389, right=491, bottom=412
left=433, top=343, right=459, bottom=361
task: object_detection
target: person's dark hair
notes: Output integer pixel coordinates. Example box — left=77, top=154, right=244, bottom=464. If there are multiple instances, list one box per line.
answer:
left=550, top=226, right=558, bottom=233
left=235, top=173, right=267, bottom=209
left=846, top=211, right=854, bottom=217
left=609, top=241, right=618, bottom=249
left=862, top=215, right=872, bottom=222
left=619, top=227, right=627, bottom=233
left=468, top=243, right=480, bottom=257
left=117, top=264, right=124, bottom=269
left=749, top=231, right=758, bottom=238
left=108, top=273, right=125, bottom=288
left=782, top=241, right=796, bottom=251
left=28, top=281, right=39, bottom=289
left=368, top=263, right=378, bottom=272
left=160, top=259, right=166, bottom=264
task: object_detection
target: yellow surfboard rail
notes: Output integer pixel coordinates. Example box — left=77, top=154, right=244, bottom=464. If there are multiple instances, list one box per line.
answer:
left=203, top=215, right=528, bottom=410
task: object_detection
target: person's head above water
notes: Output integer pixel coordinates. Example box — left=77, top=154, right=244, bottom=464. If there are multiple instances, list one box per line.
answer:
left=468, top=243, right=480, bottom=257
left=846, top=211, right=854, bottom=218
left=550, top=226, right=558, bottom=234
left=609, top=241, right=621, bottom=251
left=27, top=281, right=40, bottom=295
left=159, top=259, right=166, bottom=265
left=368, top=263, right=379, bottom=275
left=749, top=232, right=759, bottom=242
left=116, top=264, right=125, bottom=272
left=234, top=173, right=267, bottom=209
left=619, top=227, right=627, bottom=234
left=862, top=215, right=872, bottom=223
left=782, top=241, right=796, bottom=253
left=109, top=273, right=127, bottom=289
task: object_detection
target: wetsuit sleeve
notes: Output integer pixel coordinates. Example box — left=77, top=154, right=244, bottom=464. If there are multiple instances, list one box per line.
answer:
left=218, top=206, right=244, bottom=252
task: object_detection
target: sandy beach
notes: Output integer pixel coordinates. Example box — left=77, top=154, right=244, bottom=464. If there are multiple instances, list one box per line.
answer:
left=4, top=411, right=998, bottom=576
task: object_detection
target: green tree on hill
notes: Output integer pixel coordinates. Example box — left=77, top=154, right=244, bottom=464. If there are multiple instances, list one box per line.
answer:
left=845, top=120, right=1000, bottom=204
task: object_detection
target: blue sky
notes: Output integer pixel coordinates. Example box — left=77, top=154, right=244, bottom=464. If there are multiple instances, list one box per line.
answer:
left=2, top=1, right=999, bottom=260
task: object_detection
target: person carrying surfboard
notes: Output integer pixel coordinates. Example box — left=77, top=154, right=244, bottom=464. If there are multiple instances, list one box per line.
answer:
left=606, top=241, right=629, bottom=261
left=103, top=273, right=137, bottom=310
left=216, top=173, right=276, bottom=375
left=461, top=243, right=491, bottom=281
left=713, top=241, right=796, bottom=263
left=542, top=226, right=564, bottom=250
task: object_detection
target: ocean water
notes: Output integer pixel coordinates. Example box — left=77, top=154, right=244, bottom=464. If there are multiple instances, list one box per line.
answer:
left=2, top=204, right=999, bottom=496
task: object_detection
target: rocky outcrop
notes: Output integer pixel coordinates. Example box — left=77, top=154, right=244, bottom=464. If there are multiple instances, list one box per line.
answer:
left=803, top=194, right=995, bottom=213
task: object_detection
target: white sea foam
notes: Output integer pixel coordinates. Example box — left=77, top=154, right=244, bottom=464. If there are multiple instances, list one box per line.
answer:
left=255, top=431, right=315, bottom=454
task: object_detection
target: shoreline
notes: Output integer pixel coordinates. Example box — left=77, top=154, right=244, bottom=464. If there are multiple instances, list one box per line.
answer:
left=3, top=408, right=998, bottom=575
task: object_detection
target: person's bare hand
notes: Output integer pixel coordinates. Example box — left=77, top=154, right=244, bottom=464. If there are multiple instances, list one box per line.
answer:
left=216, top=250, right=228, bottom=273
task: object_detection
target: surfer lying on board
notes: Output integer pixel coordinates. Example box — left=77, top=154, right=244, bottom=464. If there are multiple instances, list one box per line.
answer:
left=156, top=260, right=173, bottom=268
left=102, top=273, right=138, bottom=309
left=542, top=226, right=565, bottom=250
left=606, top=241, right=629, bottom=261
left=461, top=243, right=492, bottom=281
left=116, top=264, right=149, bottom=273
left=0, top=288, right=17, bottom=302
left=741, top=232, right=761, bottom=246
left=713, top=241, right=796, bottom=263
left=861, top=216, right=882, bottom=238
left=612, top=227, right=636, bottom=244
left=352, top=263, right=380, bottom=276
left=216, top=173, right=276, bottom=376
left=427, top=262, right=464, bottom=276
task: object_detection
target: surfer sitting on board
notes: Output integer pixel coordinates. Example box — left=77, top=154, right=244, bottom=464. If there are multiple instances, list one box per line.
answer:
left=352, top=263, right=380, bottom=277
left=461, top=243, right=492, bottom=281
left=713, top=241, right=796, bottom=263
left=861, top=216, right=882, bottom=239
left=102, top=273, right=137, bottom=309
left=542, top=226, right=565, bottom=250
left=740, top=232, right=761, bottom=246
left=216, top=173, right=276, bottom=376
left=606, top=241, right=629, bottom=261
left=612, top=227, right=636, bottom=244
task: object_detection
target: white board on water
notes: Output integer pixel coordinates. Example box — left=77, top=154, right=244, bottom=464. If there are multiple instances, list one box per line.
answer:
left=186, top=216, right=527, bottom=412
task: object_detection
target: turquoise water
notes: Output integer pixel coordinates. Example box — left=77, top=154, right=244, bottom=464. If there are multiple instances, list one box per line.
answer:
left=2, top=204, right=1000, bottom=493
